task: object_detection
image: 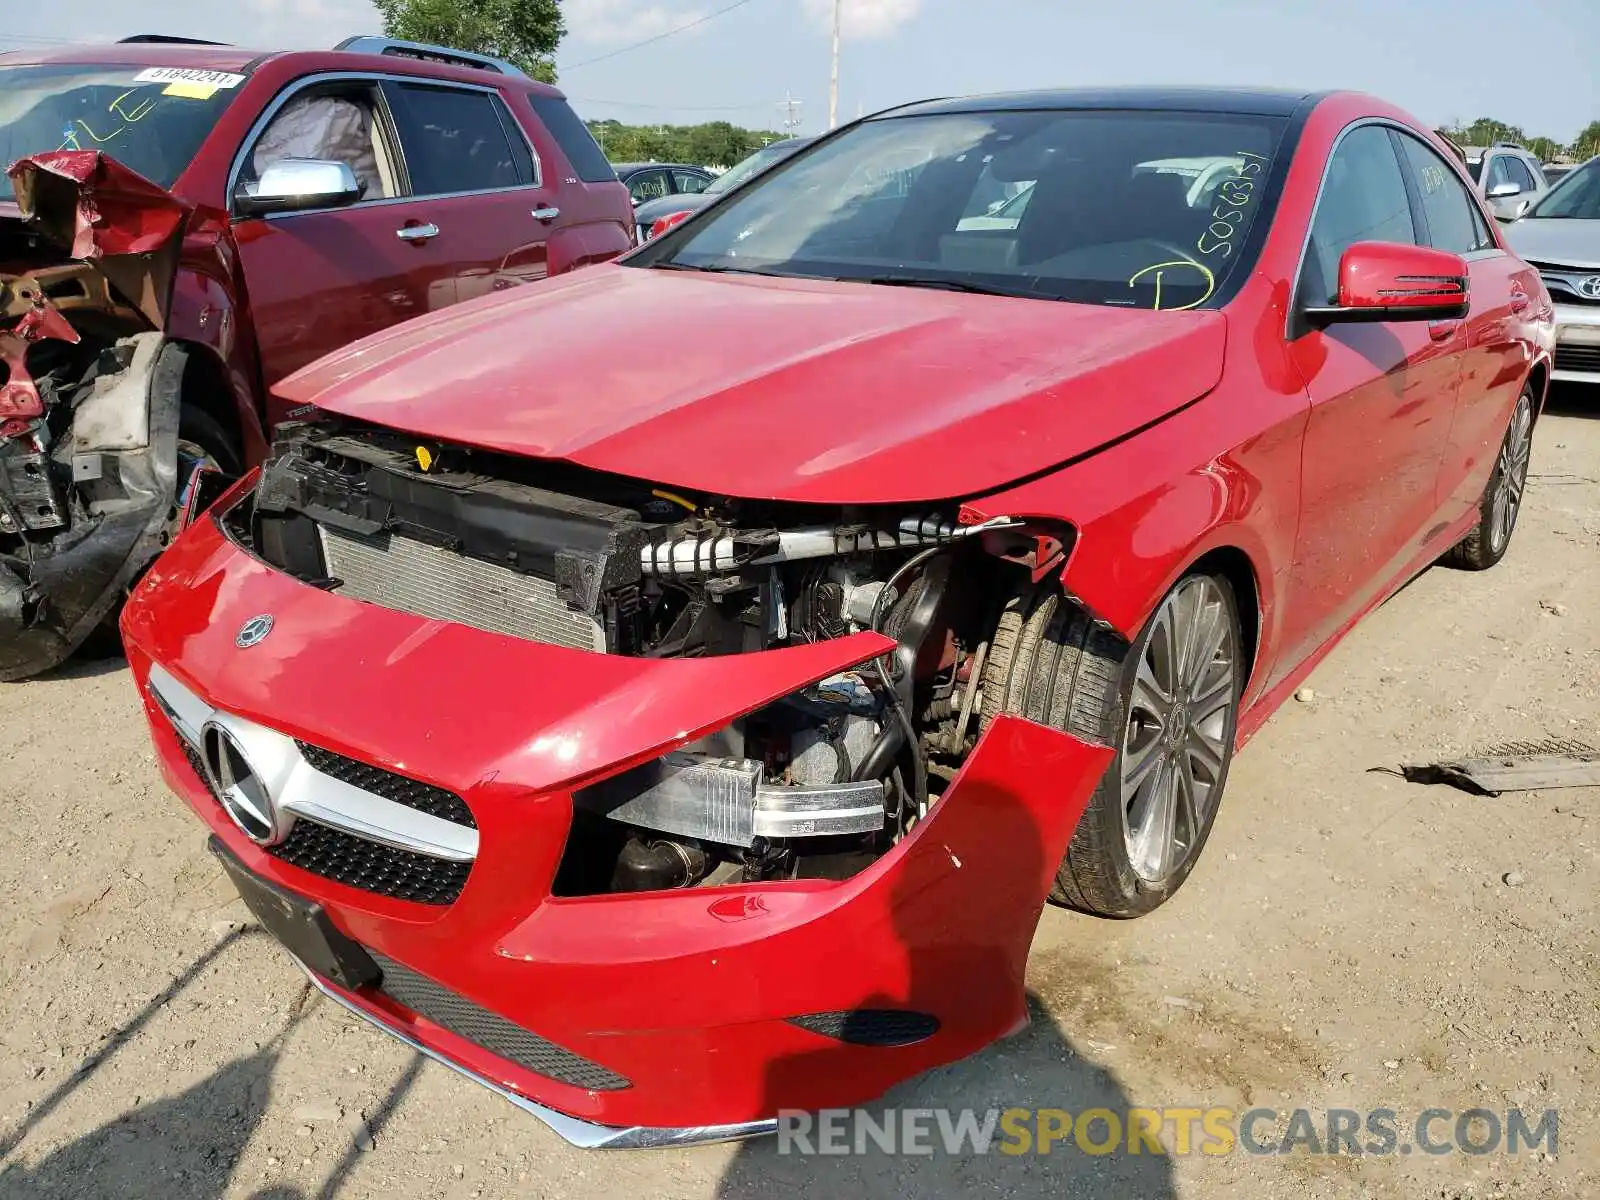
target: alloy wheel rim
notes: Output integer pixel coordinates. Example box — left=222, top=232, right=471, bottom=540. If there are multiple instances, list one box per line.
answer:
left=1118, top=576, right=1237, bottom=885
left=1489, top=396, right=1533, bottom=555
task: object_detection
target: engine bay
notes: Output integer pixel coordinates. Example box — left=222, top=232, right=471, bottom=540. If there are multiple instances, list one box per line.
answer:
left=237, top=418, right=1085, bottom=895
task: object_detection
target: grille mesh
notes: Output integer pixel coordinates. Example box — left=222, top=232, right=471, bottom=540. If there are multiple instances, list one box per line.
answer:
left=269, top=820, right=471, bottom=906
left=297, top=742, right=475, bottom=828
left=319, top=526, right=604, bottom=651
left=788, top=1010, right=941, bottom=1047
left=1555, top=345, right=1600, bottom=374
left=369, top=950, right=631, bottom=1091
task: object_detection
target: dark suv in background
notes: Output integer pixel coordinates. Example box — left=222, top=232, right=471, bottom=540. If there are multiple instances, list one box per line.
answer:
left=0, top=34, right=632, bottom=679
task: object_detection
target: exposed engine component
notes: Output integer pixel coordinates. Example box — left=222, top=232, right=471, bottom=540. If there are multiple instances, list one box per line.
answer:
left=241, top=420, right=1069, bottom=893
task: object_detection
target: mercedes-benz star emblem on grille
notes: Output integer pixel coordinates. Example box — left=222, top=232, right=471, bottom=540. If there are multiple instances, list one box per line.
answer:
left=202, top=722, right=292, bottom=846
left=1579, top=275, right=1600, bottom=300
left=235, top=614, right=274, bottom=648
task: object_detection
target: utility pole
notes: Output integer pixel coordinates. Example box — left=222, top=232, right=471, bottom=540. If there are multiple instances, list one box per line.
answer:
left=828, top=0, right=842, bottom=130
left=779, top=91, right=804, bottom=135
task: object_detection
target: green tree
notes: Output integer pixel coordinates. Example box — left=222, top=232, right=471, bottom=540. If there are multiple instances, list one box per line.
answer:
left=1572, top=120, right=1600, bottom=161
left=373, top=0, right=564, bottom=82
left=1525, top=136, right=1561, bottom=163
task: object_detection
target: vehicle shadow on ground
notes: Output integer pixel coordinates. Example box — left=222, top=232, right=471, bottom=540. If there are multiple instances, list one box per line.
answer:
left=715, top=774, right=1176, bottom=1200
left=0, top=922, right=425, bottom=1200
left=1545, top=381, right=1598, bottom=420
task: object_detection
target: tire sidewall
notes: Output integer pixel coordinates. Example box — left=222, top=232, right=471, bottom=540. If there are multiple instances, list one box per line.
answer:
left=1084, top=571, right=1244, bottom=915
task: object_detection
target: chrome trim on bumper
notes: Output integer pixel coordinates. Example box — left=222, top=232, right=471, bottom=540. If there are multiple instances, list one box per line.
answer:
left=148, top=664, right=478, bottom=862
left=300, top=966, right=780, bottom=1149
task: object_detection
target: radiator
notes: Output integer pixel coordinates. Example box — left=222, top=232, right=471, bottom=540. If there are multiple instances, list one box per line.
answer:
left=318, top=526, right=605, bottom=652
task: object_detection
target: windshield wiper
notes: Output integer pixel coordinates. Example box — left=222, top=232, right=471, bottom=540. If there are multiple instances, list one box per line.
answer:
left=648, top=261, right=769, bottom=275
left=857, top=273, right=1030, bottom=297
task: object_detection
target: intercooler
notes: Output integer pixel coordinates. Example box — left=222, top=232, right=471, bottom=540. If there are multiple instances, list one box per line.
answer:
left=318, top=526, right=606, bottom=652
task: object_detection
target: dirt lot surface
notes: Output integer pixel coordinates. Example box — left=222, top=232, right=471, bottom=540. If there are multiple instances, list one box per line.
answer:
left=2, top=397, right=1597, bottom=1200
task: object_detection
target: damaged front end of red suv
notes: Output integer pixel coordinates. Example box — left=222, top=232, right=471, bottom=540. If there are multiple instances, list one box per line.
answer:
left=120, top=412, right=1115, bottom=1145
left=0, top=151, right=199, bottom=680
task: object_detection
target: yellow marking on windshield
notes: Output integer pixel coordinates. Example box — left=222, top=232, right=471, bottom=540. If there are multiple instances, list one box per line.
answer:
left=1128, top=259, right=1217, bottom=311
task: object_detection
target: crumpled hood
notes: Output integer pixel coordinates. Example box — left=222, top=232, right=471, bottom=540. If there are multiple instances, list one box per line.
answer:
left=278, top=264, right=1228, bottom=504
left=1503, top=217, right=1600, bottom=270
left=4, top=150, right=192, bottom=328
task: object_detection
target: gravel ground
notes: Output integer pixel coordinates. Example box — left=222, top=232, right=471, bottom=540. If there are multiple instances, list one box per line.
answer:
left=2, top=396, right=1597, bottom=1200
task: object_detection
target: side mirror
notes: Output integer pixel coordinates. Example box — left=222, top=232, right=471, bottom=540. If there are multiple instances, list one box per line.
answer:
left=1303, top=241, right=1469, bottom=325
left=236, top=159, right=361, bottom=217
left=1486, top=181, right=1523, bottom=199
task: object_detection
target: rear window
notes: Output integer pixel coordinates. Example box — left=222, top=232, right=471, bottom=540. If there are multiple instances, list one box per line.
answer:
left=529, top=95, right=616, bottom=183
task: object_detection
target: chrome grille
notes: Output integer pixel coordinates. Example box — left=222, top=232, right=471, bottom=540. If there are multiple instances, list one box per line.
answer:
left=319, top=526, right=604, bottom=651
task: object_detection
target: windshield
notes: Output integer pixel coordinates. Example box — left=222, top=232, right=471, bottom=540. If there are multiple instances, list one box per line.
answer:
left=637, top=108, right=1287, bottom=309
left=704, top=139, right=805, bottom=196
left=0, top=63, right=247, bottom=200
left=1529, top=159, right=1600, bottom=219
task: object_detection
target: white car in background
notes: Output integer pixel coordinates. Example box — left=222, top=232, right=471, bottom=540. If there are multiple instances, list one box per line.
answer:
left=1504, top=156, right=1600, bottom=383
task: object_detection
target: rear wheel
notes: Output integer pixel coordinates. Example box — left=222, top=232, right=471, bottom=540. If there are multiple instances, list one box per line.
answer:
left=1442, top=385, right=1534, bottom=571
left=982, top=572, right=1243, bottom=917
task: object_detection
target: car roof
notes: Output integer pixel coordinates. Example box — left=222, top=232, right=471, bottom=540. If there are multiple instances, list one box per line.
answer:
left=0, top=39, right=566, bottom=95
left=0, top=41, right=266, bottom=72
left=886, top=85, right=1322, bottom=119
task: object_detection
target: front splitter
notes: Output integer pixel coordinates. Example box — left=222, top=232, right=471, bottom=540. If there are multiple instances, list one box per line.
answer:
left=299, top=965, right=779, bottom=1150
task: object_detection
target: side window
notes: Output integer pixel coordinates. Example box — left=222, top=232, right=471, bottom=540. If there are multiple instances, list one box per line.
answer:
left=627, top=170, right=670, bottom=203
left=527, top=94, right=615, bottom=183
left=1395, top=134, right=1494, bottom=254
left=1305, top=125, right=1416, bottom=305
left=673, top=170, right=709, bottom=195
left=1485, top=154, right=1515, bottom=191
left=240, top=82, right=395, bottom=201
left=386, top=83, right=533, bottom=196
left=1507, top=156, right=1540, bottom=192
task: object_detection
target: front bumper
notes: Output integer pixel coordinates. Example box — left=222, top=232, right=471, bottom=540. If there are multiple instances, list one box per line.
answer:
left=1551, top=301, right=1600, bottom=382
left=121, top=512, right=1110, bottom=1140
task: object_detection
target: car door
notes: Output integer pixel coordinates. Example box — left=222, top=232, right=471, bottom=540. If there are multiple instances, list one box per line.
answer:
left=1274, top=123, right=1465, bottom=680
left=379, top=79, right=554, bottom=308
left=1394, top=132, right=1538, bottom=518
left=231, top=75, right=439, bottom=406
left=672, top=168, right=712, bottom=197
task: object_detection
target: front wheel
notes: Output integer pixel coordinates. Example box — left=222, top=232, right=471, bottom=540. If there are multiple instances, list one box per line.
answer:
left=982, top=572, right=1244, bottom=918
left=1442, top=386, right=1534, bottom=571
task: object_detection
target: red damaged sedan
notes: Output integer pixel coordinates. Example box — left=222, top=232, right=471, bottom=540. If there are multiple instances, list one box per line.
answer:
left=121, top=87, right=1552, bottom=1146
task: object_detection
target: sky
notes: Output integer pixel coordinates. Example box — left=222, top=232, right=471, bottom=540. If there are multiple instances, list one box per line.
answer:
left=2, top=0, right=1597, bottom=144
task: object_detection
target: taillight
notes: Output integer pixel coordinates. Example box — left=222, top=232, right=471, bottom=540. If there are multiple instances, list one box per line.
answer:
left=649, top=210, right=693, bottom=240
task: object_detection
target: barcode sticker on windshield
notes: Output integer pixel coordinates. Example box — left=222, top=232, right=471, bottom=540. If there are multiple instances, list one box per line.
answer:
left=134, top=68, right=245, bottom=89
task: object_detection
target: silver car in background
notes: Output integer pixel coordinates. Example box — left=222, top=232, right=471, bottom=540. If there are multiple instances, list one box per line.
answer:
left=1460, top=142, right=1550, bottom=221
left=1505, top=157, right=1600, bottom=383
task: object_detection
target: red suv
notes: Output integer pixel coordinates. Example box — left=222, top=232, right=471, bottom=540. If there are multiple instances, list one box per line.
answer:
left=0, top=35, right=632, bottom=679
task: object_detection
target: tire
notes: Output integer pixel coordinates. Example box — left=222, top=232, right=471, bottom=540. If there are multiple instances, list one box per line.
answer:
left=982, top=573, right=1243, bottom=918
left=1442, top=385, right=1534, bottom=571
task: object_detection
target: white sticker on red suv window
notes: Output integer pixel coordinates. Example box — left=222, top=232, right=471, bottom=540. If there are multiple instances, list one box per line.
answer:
left=133, top=67, right=246, bottom=89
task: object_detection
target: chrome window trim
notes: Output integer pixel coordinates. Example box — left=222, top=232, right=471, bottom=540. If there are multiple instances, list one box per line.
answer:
left=226, top=69, right=543, bottom=218
left=1285, top=117, right=1502, bottom=341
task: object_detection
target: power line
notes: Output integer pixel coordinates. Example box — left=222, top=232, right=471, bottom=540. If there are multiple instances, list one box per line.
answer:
left=563, top=0, right=763, bottom=71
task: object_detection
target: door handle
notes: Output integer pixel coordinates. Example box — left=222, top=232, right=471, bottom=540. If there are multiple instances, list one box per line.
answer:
left=396, top=223, right=440, bottom=242
left=1427, top=320, right=1461, bottom=342
left=531, top=206, right=561, bottom=223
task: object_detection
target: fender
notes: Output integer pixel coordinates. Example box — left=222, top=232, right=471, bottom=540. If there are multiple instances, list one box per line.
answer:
left=965, top=376, right=1310, bottom=710
left=167, top=209, right=271, bottom=466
